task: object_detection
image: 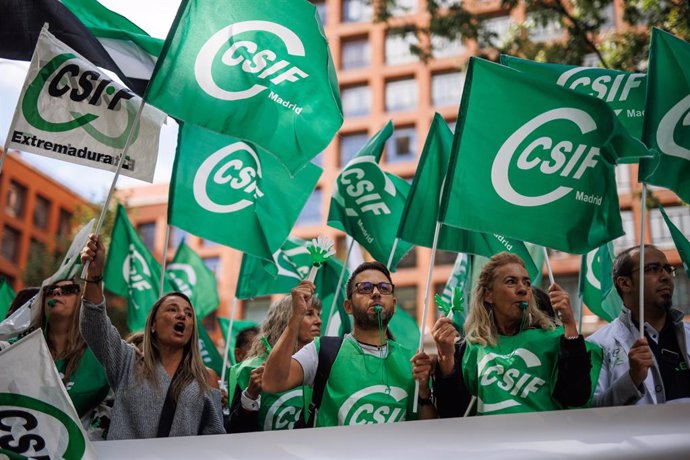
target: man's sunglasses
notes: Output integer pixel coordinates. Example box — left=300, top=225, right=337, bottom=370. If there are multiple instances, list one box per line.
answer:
left=354, top=282, right=395, bottom=296
left=44, top=284, right=81, bottom=296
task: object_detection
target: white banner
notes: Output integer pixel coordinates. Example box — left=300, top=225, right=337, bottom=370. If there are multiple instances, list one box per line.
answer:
left=6, top=26, right=164, bottom=182
left=0, top=330, right=96, bottom=459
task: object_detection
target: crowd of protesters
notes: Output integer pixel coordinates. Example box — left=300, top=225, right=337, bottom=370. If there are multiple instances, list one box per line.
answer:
left=1, top=236, right=687, bottom=440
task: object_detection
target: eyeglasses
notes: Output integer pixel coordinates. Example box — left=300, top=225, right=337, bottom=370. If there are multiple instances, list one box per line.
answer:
left=354, top=282, right=394, bottom=296
left=621, top=263, right=677, bottom=278
left=44, top=283, right=81, bottom=296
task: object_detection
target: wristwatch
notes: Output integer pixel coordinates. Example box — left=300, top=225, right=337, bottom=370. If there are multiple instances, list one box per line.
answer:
left=240, top=389, right=261, bottom=411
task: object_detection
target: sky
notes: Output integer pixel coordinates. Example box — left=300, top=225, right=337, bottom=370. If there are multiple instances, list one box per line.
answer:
left=0, top=0, right=182, bottom=202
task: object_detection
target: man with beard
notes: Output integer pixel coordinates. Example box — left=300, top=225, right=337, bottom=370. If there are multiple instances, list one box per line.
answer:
left=262, top=261, right=436, bottom=426
left=588, top=245, right=690, bottom=406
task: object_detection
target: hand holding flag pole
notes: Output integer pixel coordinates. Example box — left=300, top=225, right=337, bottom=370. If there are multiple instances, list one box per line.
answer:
left=306, top=236, right=336, bottom=282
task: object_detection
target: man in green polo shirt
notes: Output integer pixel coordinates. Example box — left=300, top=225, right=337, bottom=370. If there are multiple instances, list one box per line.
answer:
left=262, top=261, right=436, bottom=426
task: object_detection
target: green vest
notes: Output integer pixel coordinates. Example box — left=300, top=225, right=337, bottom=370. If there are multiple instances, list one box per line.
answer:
left=315, top=335, right=417, bottom=427
left=462, top=327, right=602, bottom=415
left=55, top=347, right=110, bottom=418
left=230, top=354, right=312, bottom=431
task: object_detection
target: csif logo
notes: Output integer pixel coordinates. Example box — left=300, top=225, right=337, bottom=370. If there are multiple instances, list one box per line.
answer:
left=333, top=156, right=397, bottom=217
left=491, top=108, right=602, bottom=207
left=194, top=21, right=309, bottom=101
left=656, top=94, right=690, bottom=161
left=123, top=244, right=152, bottom=310
left=585, top=249, right=602, bottom=290
left=23, top=53, right=139, bottom=148
left=337, top=385, right=408, bottom=425
left=193, top=142, right=264, bottom=214
left=271, top=243, right=310, bottom=280
left=263, top=389, right=304, bottom=430
left=476, top=348, right=545, bottom=414
left=0, top=393, right=86, bottom=459
left=556, top=67, right=645, bottom=114
left=167, top=263, right=196, bottom=298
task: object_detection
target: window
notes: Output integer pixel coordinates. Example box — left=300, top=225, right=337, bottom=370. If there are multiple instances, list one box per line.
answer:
left=434, top=250, right=458, bottom=266
left=57, top=209, right=72, bottom=239
left=5, top=181, right=27, bottom=219
left=340, top=132, right=369, bottom=166
left=432, top=72, right=464, bottom=107
left=396, top=247, right=417, bottom=269
left=480, top=15, right=512, bottom=48
left=385, top=32, right=417, bottom=65
left=33, top=195, right=51, bottom=230
left=395, top=285, right=417, bottom=317
left=390, top=0, right=416, bottom=16
left=202, top=238, right=219, bottom=247
left=341, top=37, right=370, bottom=70
left=447, top=119, right=457, bottom=133
left=526, top=13, right=563, bottom=43
left=341, top=85, right=371, bottom=117
left=243, top=296, right=272, bottom=323
left=613, top=210, right=636, bottom=253
left=673, top=267, right=690, bottom=315
left=582, top=53, right=600, bottom=67
left=203, top=256, right=221, bottom=276
left=1, top=226, right=20, bottom=262
left=312, top=150, right=325, bottom=167
left=385, top=78, right=418, bottom=112
left=615, top=165, right=631, bottom=194
left=386, top=126, right=417, bottom=163
left=312, top=0, right=326, bottom=25
left=431, top=34, right=464, bottom=58
left=169, top=226, right=192, bottom=249
left=342, top=0, right=371, bottom=23
left=296, top=189, right=323, bottom=226
left=649, top=206, right=690, bottom=249
left=600, top=3, right=616, bottom=31
left=137, top=222, right=156, bottom=253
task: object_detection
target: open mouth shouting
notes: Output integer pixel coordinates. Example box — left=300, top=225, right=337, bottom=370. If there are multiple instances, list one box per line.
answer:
left=173, top=321, right=186, bottom=336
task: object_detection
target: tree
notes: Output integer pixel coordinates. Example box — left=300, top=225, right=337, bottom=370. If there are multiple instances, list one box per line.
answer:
left=376, top=0, right=690, bottom=71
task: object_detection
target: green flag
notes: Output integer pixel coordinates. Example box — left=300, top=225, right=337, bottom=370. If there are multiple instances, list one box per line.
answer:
left=218, top=318, right=258, bottom=366
left=144, top=0, right=343, bottom=173
left=579, top=242, right=623, bottom=322
left=168, top=123, right=322, bottom=261
left=388, top=308, right=419, bottom=352
left=398, top=113, right=540, bottom=279
left=639, top=28, right=690, bottom=203
left=167, top=239, right=220, bottom=319
left=328, top=122, right=413, bottom=268
left=658, top=205, right=690, bottom=273
left=0, top=279, right=16, bottom=320
left=500, top=55, right=646, bottom=139
left=236, top=236, right=351, bottom=336
left=62, top=0, right=163, bottom=83
left=103, top=205, right=175, bottom=331
left=437, top=253, right=472, bottom=329
left=197, top=323, right=225, bottom=375
left=440, top=57, right=649, bottom=254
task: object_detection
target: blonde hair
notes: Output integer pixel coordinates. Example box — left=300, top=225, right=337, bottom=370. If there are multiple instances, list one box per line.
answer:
left=41, top=277, right=86, bottom=385
left=141, top=293, right=211, bottom=403
left=247, top=294, right=322, bottom=359
left=464, top=253, right=556, bottom=347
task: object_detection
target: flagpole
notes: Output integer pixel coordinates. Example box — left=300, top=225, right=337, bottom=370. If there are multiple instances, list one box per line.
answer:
left=638, top=183, right=647, bottom=339
left=542, top=247, right=555, bottom=285
left=159, top=225, right=171, bottom=298
left=325, top=238, right=354, bottom=336
left=386, top=238, right=399, bottom=270
left=412, top=221, right=442, bottom=414
left=576, top=256, right=584, bottom=334
left=81, top=99, right=148, bottom=279
left=220, top=297, right=239, bottom=390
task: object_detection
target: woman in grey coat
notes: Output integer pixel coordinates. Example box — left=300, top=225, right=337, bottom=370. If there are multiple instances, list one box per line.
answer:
left=79, top=233, right=225, bottom=439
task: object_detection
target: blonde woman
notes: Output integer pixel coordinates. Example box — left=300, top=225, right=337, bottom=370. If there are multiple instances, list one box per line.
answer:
left=432, top=252, right=596, bottom=416
left=79, top=234, right=224, bottom=439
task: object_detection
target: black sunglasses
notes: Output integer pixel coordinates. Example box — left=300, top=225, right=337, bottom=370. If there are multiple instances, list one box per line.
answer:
left=354, top=281, right=395, bottom=295
left=44, top=283, right=81, bottom=296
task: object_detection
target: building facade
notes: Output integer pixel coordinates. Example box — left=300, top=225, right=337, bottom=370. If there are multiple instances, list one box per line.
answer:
left=119, top=0, right=689, bottom=344
left=0, top=150, right=89, bottom=290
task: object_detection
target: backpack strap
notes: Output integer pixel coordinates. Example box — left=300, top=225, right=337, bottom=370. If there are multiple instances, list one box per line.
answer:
left=303, top=336, right=344, bottom=428
left=157, top=363, right=183, bottom=437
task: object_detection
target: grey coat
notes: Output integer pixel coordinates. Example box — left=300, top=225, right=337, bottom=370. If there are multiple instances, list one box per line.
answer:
left=587, top=307, right=690, bottom=406
left=80, top=298, right=225, bottom=439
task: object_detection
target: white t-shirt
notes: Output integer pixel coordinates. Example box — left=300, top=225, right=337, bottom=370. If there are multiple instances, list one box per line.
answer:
left=293, top=334, right=389, bottom=386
